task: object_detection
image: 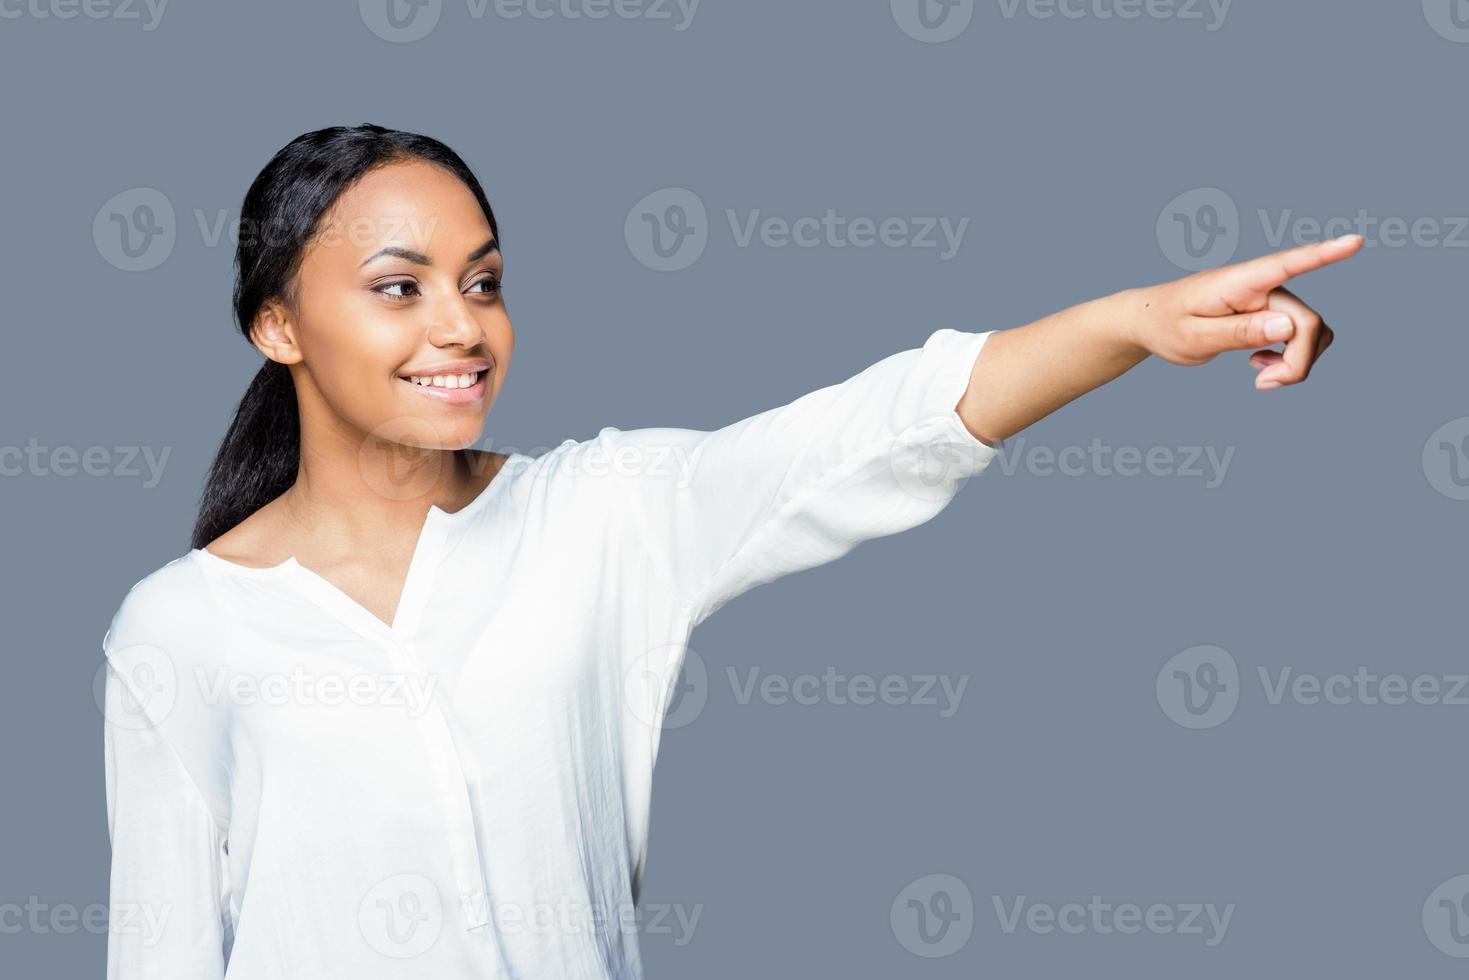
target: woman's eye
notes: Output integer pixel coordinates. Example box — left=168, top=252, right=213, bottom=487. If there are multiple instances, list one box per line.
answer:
left=375, top=280, right=420, bottom=301
left=468, top=275, right=502, bottom=297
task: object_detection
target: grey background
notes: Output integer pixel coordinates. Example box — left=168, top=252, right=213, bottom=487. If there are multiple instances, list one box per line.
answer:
left=2, top=0, right=1465, bottom=976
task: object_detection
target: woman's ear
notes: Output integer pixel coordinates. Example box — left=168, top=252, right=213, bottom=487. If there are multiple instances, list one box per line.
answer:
left=249, top=299, right=303, bottom=366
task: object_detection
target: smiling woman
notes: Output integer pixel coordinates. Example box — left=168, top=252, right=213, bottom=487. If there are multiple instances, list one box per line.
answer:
left=100, top=123, right=1361, bottom=980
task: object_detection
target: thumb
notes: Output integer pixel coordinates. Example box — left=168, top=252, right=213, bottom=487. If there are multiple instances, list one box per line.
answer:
left=1199, top=309, right=1296, bottom=353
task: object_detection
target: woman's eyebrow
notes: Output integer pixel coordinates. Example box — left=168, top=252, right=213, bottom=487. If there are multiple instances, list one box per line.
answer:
left=465, top=238, right=499, bottom=263
left=360, top=238, right=499, bottom=269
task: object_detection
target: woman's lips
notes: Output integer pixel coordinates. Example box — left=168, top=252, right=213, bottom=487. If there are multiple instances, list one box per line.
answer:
left=397, top=370, right=488, bottom=405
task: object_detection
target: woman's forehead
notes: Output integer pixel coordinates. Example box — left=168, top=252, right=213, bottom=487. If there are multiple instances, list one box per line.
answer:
left=309, top=164, right=494, bottom=266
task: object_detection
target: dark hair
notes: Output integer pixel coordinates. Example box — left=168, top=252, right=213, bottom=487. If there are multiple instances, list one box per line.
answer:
left=190, top=124, right=500, bottom=551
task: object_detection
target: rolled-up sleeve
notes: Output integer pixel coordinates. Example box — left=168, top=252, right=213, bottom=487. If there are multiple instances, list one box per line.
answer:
left=102, top=658, right=230, bottom=980
left=602, top=327, right=1004, bottom=627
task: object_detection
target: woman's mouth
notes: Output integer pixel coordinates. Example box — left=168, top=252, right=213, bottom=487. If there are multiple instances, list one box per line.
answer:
left=397, top=368, right=489, bottom=405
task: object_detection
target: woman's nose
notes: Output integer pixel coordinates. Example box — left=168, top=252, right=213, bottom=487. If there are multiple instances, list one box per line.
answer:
left=426, top=296, right=484, bottom=348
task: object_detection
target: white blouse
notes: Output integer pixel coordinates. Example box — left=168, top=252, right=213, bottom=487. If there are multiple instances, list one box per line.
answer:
left=100, top=327, right=1001, bottom=979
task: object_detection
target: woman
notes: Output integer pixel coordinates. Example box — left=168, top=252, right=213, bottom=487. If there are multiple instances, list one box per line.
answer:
left=99, top=123, right=1361, bottom=979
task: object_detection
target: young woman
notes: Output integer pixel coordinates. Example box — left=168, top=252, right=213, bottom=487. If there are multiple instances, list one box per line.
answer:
left=100, top=124, right=1361, bottom=979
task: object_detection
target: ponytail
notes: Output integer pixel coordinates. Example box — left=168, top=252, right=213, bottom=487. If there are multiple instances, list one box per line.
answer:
left=190, top=360, right=299, bottom=550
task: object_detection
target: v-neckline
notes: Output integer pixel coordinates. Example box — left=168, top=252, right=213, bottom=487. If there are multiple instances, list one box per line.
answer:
left=192, top=453, right=523, bottom=641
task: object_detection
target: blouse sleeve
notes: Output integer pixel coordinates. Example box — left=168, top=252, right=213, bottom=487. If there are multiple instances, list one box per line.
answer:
left=102, top=658, right=231, bottom=979
left=603, top=327, right=1004, bottom=628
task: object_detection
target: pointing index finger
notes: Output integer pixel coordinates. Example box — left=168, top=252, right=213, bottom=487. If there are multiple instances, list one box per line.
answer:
left=1235, top=234, right=1365, bottom=292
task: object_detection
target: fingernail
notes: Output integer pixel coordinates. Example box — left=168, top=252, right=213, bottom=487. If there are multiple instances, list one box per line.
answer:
left=1264, top=315, right=1293, bottom=341
left=1258, top=379, right=1282, bottom=390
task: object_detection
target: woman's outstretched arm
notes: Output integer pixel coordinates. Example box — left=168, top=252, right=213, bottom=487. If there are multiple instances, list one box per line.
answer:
left=956, top=234, right=1366, bottom=447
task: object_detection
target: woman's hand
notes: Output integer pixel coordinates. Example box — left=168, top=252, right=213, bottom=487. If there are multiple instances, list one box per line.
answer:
left=956, top=233, right=1367, bottom=446
left=1130, top=234, right=1365, bottom=390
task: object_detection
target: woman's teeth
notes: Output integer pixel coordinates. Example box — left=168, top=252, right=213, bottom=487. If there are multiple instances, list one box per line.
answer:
left=404, top=371, right=480, bottom=389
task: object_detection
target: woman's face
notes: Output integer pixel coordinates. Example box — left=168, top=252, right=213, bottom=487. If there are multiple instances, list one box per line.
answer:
left=257, top=158, right=512, bottom=454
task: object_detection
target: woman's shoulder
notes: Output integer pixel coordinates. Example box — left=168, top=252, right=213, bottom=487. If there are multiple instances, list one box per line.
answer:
left=101, top=549, right=217, bottom=662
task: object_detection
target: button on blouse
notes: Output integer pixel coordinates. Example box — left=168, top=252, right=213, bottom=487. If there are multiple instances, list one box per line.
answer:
left=100, top=327, right=1002, bottom=979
